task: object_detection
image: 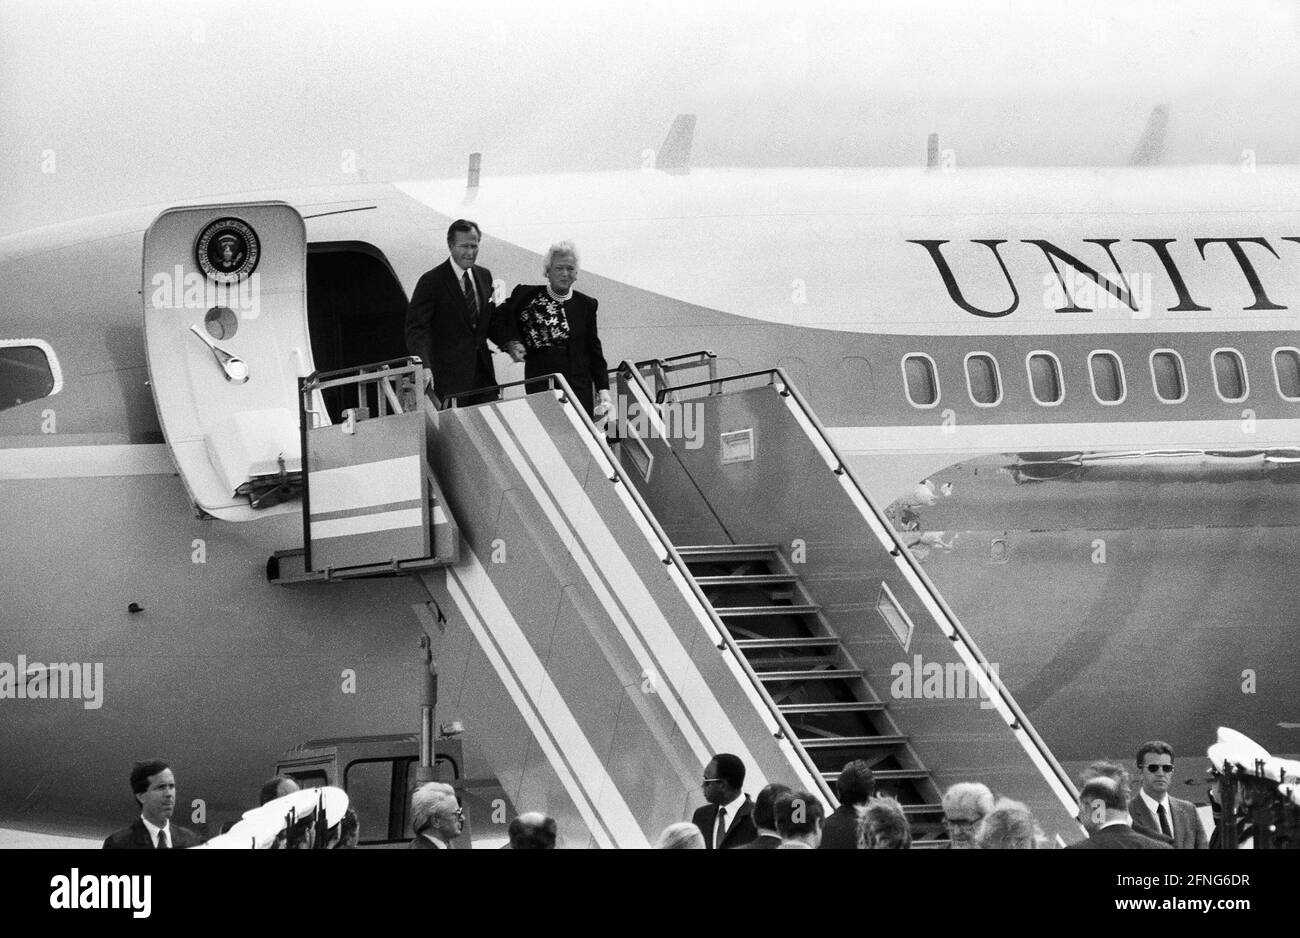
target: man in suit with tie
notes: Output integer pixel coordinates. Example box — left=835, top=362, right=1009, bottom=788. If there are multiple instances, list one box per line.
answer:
left=1067, top=776, right=1173, bottom=849
left=1128, top=741, right=1208, bottom=849
left=405, top=219, right=524, bottom=407
left=691, top=753, right=758, bottom=849
left=103, top=760, right=202, bottom=849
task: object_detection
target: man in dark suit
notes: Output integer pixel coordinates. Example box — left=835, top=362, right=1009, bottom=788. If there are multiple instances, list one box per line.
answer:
left=820, top=759, right=873, bottom=849
left=691, top=753, right=758, bottom=849
left=741, top=782, right=791, bottom=849
left=1079, top=759, right=1174, bottom=845
left=405, top=219, right=523, bottom=407
left=1129, top=740, right=1208, bottom=849
left=103, top=760, right=202, bottom=849
left=1067, top=776, right=1173, bottom=849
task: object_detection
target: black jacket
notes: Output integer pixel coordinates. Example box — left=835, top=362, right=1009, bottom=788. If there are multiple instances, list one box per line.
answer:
left=103, top=818, right=203, bottom=849
left=818, top=803, right=862, bottom=849
left=691, top=796, right=758, bottom=850
left=405, top=260, right=518, bottom=404
left=503, top=284, right=608, bottom=416
left=1067, top=823, right=1175, bottom=849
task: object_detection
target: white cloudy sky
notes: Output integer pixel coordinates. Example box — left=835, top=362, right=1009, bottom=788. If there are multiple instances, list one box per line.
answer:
left=2, top=0, right=1299, bottom=234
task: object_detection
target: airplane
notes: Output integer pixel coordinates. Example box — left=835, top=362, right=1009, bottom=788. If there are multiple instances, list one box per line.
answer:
left=2, top=113, right=1297, bottom=847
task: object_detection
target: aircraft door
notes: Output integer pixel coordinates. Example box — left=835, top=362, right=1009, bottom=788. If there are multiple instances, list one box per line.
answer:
left=143, top=202, right=319, bottom=521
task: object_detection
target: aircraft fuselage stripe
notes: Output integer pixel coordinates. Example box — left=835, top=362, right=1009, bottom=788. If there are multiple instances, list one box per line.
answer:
left=827, top=418, right=1298, bottom=455
left=0, top=444, right=174, bottom=479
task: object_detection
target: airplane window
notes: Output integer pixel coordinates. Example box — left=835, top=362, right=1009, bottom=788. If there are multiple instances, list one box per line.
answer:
left=1089, top=351, right=1125, bottom=404
left=965, top=353, right=1001, bottom=406
left=1027, top=353, right=1062, bottom=404
left=1150, top=350, right=1186, bottom=403
left=1274, top=348, right=1300, bottom=400
left=0, top=341, right=60, bottom=413
left=1212, top=349, right=1247, bottom=402
left=902, top=354, right=939, bottom=407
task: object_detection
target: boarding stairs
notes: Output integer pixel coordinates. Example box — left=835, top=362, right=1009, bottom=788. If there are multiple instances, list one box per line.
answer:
left=680, top=543, right=947, bottom=843
left=265, top=350, right=1080, bottom=848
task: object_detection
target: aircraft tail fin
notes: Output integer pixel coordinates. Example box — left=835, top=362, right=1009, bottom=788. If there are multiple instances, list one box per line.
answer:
left=657, top=114, right=696, bottom=175
left=1128, top=104, right=1170, bottom=165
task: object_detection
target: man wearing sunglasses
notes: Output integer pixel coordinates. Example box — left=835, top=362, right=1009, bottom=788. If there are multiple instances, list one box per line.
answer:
left=1068, top=776, right=1172, bottom=849
left=691, top=754, right=758, bottom=849
left=1128, top=741, right=1208, bottom=849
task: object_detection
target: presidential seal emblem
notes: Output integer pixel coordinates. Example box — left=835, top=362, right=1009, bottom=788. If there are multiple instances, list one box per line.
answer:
left=196, top=218, right=260, bottom=283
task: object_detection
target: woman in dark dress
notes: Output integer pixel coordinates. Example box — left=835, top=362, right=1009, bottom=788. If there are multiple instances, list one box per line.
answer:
left=503, top=241, right=612, bottom=420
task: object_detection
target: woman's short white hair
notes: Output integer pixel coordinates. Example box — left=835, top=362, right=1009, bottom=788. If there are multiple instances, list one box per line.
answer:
left=543, top=240, right=580, bottom=273
left=410, top=781, right=457, bottom=836
left=655, top=821, right=705, bottom=849
left=941, top=781, right=995, bottom=819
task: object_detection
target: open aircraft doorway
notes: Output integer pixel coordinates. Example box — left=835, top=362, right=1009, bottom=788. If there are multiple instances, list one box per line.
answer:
left=306, top=243, right=408, bottom=424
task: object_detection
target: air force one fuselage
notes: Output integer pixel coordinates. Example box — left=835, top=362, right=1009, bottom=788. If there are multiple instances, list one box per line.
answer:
left=1, top=163, right=1297, bottom=839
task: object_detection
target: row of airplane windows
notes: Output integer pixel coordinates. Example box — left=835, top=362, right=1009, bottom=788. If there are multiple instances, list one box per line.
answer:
left=901, top=347, right=1300, bottom=409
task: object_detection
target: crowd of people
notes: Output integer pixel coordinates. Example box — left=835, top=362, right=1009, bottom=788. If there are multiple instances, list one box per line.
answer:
left=645, top=743, right=1204, bottom=850
left=106, top=739, right=1225, bottom=849
left=399, top=741, right=1219, bottom=850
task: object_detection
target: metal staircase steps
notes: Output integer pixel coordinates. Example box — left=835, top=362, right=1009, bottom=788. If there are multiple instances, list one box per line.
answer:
left=716, top=604, right=821, bottom=617
left=680, top=542, right=950, bottom=845
left=781, top=701, right=887, bottom=714
left=694, top=574, right=798, bottom=588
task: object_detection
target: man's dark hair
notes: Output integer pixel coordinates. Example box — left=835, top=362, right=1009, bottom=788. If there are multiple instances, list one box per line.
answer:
left=836, top=760, right=875, bottom=806
left=753, top=782, right=793, bottom=832
left=259, top=775, right=296, bottom=805
left=508, top=814, right=557, bottom=849
left=1135, top=740, right=1174, bottom=767
left=130, top=760, right=170, bottom=796
left=446, top=219, right=481, bottom=245
left=862, top=796, right=911, bottom=849
left=1079, top=776, right=1127, bottom=812
left=712, top=753, right=746, bottom=791
left=774, top=790, right=824, bottom=839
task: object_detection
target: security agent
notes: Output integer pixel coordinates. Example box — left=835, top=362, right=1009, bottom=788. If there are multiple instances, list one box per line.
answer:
left=103, top=760, right=203, bottom=849
left=1067, top=776, right=1173, bottom=849
left=691, top=753, right=757, bottom=849
left=1129, top=740, right=1207, bottom=849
